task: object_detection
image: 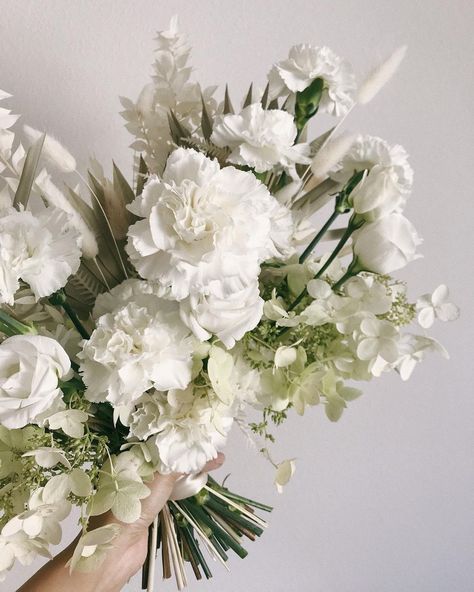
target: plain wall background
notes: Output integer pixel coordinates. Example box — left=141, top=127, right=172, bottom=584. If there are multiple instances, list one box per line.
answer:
left=1, top=1, right=473, bottom=591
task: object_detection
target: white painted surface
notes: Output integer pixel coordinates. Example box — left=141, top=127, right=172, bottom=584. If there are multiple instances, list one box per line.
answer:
left=1, top=1, right=472, bottom=590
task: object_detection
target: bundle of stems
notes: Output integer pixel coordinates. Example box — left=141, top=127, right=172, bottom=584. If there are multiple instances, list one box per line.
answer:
left=142, top=476, right=272, bottom=591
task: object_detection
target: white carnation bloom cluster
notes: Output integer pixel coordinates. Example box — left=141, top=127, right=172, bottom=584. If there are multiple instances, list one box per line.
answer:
left=127, top=147, right=294, bottom=347
left=211, top=103, right=311, bottom=178
left=268, top=44, right=356, bottom=116
left=79, top=279, right=195, bottom=407
left=0, top=207, right=81, bottom=305
left=0, top=21, right=460, bottom=581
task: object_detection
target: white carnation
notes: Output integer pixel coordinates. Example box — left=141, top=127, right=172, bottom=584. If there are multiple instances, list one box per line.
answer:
left=126, top=147, right=293, bottom=301
left=0, top=335, right=70, bottom=429
left=145, top=387, right=233, bottom=474
left=179, top=254, right=264, bottom=349
left=0, top=207, right=81, bottom=305
left=211, top=103, right=310, bottom=176
left=79, top=283, right=195, bottom=406
left=268, top=44, right=355, bottom=116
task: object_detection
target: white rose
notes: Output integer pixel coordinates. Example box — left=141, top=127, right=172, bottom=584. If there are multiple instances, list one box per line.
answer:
left=331, top=134, right=413, bottom=194
left=211, top=103, right=310, bottom=177
left=353, top=213, right=423, bottom=274
left=179, top=255, right=264, bottom=349
left=0, top=335, right=70, bottom=429
left=126, top=147, right=293, bottom=301
left=349, top=166, right=406, bottom=220
left=268, top=44, right=355, bottom=116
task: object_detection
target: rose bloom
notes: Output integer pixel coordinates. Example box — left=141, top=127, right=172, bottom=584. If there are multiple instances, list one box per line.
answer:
left=0, top=335, right=71, bottom=429
left=353, top=213, right=423, bottom=274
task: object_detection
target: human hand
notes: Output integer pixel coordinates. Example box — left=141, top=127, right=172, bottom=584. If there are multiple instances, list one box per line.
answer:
left=19, top=454, right=225, bottom=592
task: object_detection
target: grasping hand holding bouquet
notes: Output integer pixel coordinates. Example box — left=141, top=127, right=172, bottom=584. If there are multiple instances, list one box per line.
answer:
left=0, top=17, right=458, bottom=591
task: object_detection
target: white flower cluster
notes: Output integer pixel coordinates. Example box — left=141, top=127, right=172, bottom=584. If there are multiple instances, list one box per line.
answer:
left=0, top=20, right=459, bottom=580
left=126, top=147, right=294, bottom=348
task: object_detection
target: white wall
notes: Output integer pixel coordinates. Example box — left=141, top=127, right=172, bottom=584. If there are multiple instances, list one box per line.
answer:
left=1, top=1, right=473, bottom=590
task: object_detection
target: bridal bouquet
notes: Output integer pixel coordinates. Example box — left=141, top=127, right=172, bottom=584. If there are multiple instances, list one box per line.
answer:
left=0, top=17, right=458, bottom=590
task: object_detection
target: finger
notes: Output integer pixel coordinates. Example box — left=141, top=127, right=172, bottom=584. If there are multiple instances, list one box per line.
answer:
left=202, top=452, right=225, bottom=473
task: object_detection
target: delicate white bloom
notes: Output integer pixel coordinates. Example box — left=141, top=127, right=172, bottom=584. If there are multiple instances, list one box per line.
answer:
left=68, top=525, right=121, bottom=572
left=0, top=207, right=81, bottom=305
left=128, top=392, right=163, bottom=440
left=79, top=285, right=195, bottom=406
left=23, top=125, right=76, bottom=173
left=394, top=334, right=449, bottom=381
left=310, top=133, right=355, bottom=182
left=301, top=279, right=349, bottom=326
left=331, top=134, right=413, bottom=195
left=23, top=447, right=71, bottom=469
left=263, top=289, right=300, bottom=327
left=320, top=369, right=362, bottom=421
left=47, top=409, right=89, bottom=438
left=207, top=345, right=235, bottom=405
left=127, top=147, right=293, bottom=300
left=268, top=44, right=356, bottom=116
left=274, top=459, right=296, bottom=493
left=0, top=335, right=70, bottom=429
left=274, top=346, right=298, bottom=369
left=416, top=284, right=459, bottom=328
left=147, top=387, right=233, bottom=474
left=289, top=363, right=323, bottom=415
left=90, top=453, right=150, bottom=523
left=357, top=46, right=407, bottom=105
left=179, top=254, right=264, bottom=348
left=211, top=103, right=310, bottom=176
left=353, top=213, right=423, bottom=274
left=356, top=317, right=400, bottom=367
left=343, top=276, right=392, bottom=315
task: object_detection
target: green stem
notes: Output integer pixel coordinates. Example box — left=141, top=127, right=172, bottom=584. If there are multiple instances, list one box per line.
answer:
left=299, top=209, right=340, bottom=263
left=288, top=219, right=363, bottom=312
left=332, top=258, right=363, bottom=291
left=49, top=290, right=90, bottom=340
left=0, top=309, right=37, bottom=336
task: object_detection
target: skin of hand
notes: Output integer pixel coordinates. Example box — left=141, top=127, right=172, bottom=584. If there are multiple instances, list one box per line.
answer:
left=18, top=453, right=225, bottom=592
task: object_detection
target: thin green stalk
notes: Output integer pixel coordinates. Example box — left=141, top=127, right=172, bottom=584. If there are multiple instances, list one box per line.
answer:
left=299, top=209, right=340, bottom=263
left=49, top=290, right=90, bottom=339
left=288, top=220, right=363, bottom=312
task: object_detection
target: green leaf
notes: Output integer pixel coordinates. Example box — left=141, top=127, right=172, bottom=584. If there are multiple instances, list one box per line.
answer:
left=168, top=110, right=191, bottom=144
left=112, top=161, right=135, bottom=206
left=13, top=134, right=45, bottom=209
left=200, top=96, right=213, bottom=141
left=136, top=155, right=148, bottom=196
left=242, top=83, right=253, bottom=108
left=267, top=97, right=279, bottom=110
left=295, top=77, right=324, bottom=130
left=223, top=85, right=234, bottom=114
left=260, top=83, right=270, bottom=109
